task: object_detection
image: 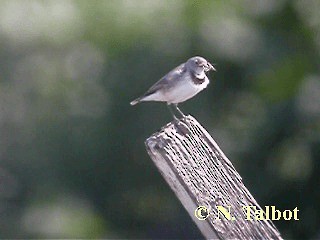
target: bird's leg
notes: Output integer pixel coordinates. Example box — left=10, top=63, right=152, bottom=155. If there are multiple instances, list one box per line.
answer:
left=171, top=104, right=190, bottom=133
left=174, top=104, right=186, bottom=118
left=167, top=104, right=179, bottom=121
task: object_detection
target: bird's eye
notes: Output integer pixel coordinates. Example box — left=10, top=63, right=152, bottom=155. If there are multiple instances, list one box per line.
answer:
left=195, top=59, right=199, bottom=64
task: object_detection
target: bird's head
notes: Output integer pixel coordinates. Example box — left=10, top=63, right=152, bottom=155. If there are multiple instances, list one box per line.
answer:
left=186, top=56, right=216, bottom=77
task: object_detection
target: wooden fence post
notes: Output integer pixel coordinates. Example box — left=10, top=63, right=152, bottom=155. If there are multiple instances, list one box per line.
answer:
left=145, top=115, right=283, bottom=239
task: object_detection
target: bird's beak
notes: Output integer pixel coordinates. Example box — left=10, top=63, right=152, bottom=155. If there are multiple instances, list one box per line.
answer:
left=204, top=62, right=217, bottom=72
left=205, top=62, right=216, bottom=72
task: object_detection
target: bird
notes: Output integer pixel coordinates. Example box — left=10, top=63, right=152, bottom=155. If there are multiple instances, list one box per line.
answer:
left=130, top=56, right=216, bottom=119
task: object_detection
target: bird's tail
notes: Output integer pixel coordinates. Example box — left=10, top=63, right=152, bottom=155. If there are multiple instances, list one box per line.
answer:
left=130, top=97, right=142, bottom=106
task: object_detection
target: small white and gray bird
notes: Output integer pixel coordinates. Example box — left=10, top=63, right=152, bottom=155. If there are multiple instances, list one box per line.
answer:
left=130, top=56, right=216, bottom=119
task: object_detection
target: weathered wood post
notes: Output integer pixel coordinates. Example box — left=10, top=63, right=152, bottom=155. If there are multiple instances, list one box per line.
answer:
left=145, top=115, right=282, bottom=239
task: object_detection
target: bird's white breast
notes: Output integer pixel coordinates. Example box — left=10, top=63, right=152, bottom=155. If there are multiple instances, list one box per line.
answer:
left=164, top=75, right=209, bottom=104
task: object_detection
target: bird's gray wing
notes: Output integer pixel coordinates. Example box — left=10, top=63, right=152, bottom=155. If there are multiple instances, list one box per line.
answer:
left=141, top=63, right=186, bottom=97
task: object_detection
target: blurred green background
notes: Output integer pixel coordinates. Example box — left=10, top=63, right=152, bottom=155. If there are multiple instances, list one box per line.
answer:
left=0, top=0, right=319, bottom=239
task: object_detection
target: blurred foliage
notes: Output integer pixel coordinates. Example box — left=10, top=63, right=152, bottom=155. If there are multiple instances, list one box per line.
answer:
left=0, top=0, right=319, bottom=239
